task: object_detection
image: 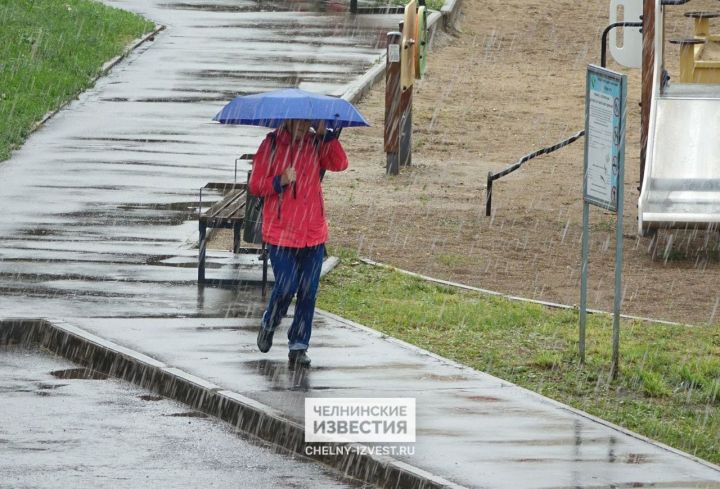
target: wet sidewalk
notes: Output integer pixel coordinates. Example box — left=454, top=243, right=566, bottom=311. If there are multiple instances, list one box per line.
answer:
left=1, top=0, right=720, bottom=487
left=0, top=345, right=357, bottom=489
left=0, top=0, right=399, bottom=318
left=63, top=314, right=720, bottom=489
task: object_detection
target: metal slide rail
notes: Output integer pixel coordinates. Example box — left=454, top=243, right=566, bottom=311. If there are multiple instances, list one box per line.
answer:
left=601, top=22, right=643, bottom=67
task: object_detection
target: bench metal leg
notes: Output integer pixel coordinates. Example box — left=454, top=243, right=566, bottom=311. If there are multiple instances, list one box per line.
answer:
left=198, top=223, right=207, bottom=284
left=233, top=222, right=241, bottom=254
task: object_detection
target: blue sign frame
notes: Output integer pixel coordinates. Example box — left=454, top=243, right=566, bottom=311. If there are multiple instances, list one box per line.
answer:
left=583, top=65, right=627, bottom=212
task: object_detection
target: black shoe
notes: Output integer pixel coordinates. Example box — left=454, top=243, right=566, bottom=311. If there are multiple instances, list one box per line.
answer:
left=257, top=327, right=274, bottom=353
left=288, top=349, right=311, bottom=368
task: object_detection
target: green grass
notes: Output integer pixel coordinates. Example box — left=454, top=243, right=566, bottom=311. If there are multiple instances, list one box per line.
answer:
left=423, top=0, right=444, bottom=10
left=318, top=249, right=720, bottom=464
left=0, top=0, right=154, bottom=162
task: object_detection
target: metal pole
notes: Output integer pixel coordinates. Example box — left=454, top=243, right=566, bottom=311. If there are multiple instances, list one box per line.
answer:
left=198, top=223, right=207, bottom=283
left=611, top=189, right=624, bottom=380
left=611, top=78, right=628, bottom=381
left=350, top=0, right=357, bottom=13
left=385, top=31, right=402, bottom=175
left=485, top=172, right=493, bottom=217
left=601, top=22, right=644, bottom=68
left=580, top=201, right=589, bottom=366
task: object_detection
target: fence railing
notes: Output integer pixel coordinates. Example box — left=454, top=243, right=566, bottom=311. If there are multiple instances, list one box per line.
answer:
left=485, top=130, right=585, bottom=216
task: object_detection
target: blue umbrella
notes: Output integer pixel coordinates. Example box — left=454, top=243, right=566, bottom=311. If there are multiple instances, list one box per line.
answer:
left=212, top=88, right=370, bottom=128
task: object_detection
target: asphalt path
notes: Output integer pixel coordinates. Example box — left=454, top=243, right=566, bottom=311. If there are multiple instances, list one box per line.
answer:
left=0, top=0, right=398, bottom=318
left=0, top=346, right=359, bottom=488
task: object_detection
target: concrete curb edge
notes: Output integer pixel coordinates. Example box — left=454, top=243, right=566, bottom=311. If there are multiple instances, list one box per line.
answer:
left=357, top=257, right=689, bottom=327
left=440, top=0, right=462, bottom=31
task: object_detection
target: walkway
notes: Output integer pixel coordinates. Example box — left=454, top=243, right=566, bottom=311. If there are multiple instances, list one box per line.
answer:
left=0, top=0, right=396, bottom=318
left=66, top=314, right=720, bottom=489
left=1, top=1, right=719, bottom=487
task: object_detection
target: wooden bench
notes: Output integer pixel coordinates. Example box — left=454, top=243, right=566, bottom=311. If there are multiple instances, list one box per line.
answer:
left=197, top=179, right=269, bottom=294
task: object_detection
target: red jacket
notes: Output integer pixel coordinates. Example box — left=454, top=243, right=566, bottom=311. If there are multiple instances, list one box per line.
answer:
left=248, top=128, right=348, bottom=248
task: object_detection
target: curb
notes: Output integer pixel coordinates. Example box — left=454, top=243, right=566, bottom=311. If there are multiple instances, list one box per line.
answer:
left=342, top=3, right=461, bottom=104
left=357, top=257, right=690, bottom=327
left=0, top=318, right=468, bottom=489
left=322, top=255, right=340, bottom=276
left=440, top=0, right=463, bottom=31
left=314, top=309, right=720, bottom=475
left=28, top=24, right=166, bottom=135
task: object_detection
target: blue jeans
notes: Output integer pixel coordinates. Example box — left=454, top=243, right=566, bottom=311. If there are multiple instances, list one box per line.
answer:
left=261, top=244, right=324, bottom=351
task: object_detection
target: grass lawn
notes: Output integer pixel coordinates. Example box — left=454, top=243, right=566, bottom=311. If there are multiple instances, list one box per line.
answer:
left=318, top=250, right=720, bottom=465
left=0, top=0, right=154, bottom=162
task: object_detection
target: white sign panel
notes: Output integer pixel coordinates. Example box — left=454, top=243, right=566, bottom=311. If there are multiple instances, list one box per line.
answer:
left=388, top=43, right=400, bottom=63
left=609, top=0, right=643, bottom=68
left=584, top=65, right=626, bottom=212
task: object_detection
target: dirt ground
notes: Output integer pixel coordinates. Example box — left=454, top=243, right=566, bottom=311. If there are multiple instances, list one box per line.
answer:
left=218, top=0, right=720, bottom=326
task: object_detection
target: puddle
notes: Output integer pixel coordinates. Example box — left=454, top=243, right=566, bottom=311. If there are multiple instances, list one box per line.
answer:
left=421, top=373, right=471, bottom=382
left=160, top=1, right=342, bottom=13
left=450, top=406, right=492, bottom=416
left=50, top=368, right=108, bottom=380
left=134, top=96, right=230, bottom=103
left=465, top=395, right=502, bottom=402
left=37, top=382, right=69, bottom=390
left=416, top=428, right=464, bottom=437
left=72, top=136, right=193, bottom=145
left=164, top=411, right=208, bottom=418
left=192, top=325, right=256, bottom=331
left=20, top=228, right=58, bottom=237
left=161, top=2, right=258, bottom=12
left=626, top=453, right=651, bottom=464
left=139, top=394, right=164, bottom=401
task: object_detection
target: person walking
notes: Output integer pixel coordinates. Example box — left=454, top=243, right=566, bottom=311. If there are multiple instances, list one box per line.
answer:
left=249, top=119, right=348, bottom=368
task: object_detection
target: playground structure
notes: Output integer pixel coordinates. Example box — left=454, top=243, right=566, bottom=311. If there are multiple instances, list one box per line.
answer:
left=482, top=0, right=720, bottom=236
left=384, top=0, right=429, bottom=175
left=675, top=10, right=720, bottom=83
left=638, top=0, right=720, bottom=235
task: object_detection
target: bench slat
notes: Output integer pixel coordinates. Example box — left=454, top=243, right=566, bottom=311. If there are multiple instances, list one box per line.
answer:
left=210, top=199, right=246, bottom=220
left=206, top=189, right=247, bottom=216
left=201, top=187, right=250, bottom=227
left=203, top=182, right=247, bottom=192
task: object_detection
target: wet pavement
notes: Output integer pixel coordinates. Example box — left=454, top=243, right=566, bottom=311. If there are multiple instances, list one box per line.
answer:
left=1, top=0, right=719, bottom=487
left=0, top=0, right=400, bottom=318
left=0, top=346, right=358, bottom=488
left=66, top=315, right=720, bottom=489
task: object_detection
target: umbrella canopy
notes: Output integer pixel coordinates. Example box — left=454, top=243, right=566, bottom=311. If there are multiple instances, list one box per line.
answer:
left=212, top=88, right=370, bottom=128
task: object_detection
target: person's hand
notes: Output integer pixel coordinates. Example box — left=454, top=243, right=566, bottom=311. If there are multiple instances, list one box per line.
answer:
left=280, top=167, right=296, bottom=186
